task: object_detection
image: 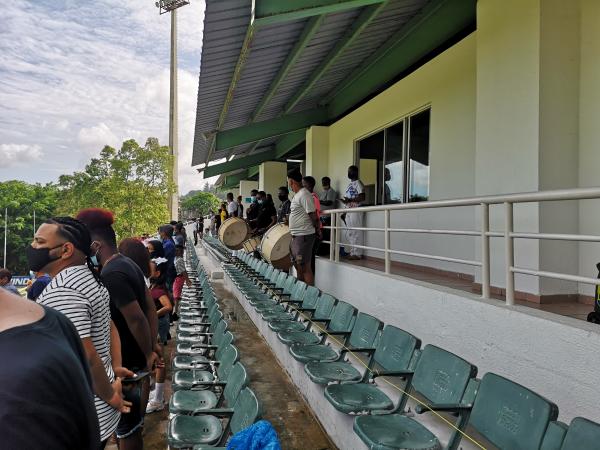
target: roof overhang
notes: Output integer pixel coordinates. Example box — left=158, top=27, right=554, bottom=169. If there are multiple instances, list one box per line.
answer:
left=193, top=0, right=476, bottom=174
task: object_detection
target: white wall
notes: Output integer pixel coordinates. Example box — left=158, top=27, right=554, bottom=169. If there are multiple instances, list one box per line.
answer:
left=316, top=258, right=600, bottom=424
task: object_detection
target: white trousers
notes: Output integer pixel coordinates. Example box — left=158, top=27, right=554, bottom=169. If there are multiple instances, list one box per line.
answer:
left=343, top=209, right=364, bottom=256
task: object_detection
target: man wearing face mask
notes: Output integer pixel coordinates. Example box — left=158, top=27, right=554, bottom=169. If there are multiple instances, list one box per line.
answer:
left=246, top=189, right=260, bottom=224
left=341, top=165, right=366, bottom=260
left=277, top=186, right=291, bottom=224
left=32, top=216, right=128, bottom=448
left=250, top=190, right=277, bottom=234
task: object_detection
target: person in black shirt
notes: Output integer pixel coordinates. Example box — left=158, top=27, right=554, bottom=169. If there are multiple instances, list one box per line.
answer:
left=0, top=288, right=100, bottom=450
left=277, top=186, right=291, bottom=224
left=77, top=208, right=154, bottom=450
left=250, top=190, right=277, bottom=234
left=246, top=189, right=260, bottom=223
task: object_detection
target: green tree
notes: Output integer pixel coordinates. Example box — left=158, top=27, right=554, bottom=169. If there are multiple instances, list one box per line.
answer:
left=57, top=138, right=173, bottom=239
left=180, top=191, right=221, bottom=218
left=0, top=181, right=58, bottom=274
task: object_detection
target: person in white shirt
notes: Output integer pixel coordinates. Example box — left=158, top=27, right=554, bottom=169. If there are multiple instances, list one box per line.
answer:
left=341, top=165, right=365, bottom=260
left=226, top=192, right=239, bottom=218
left=287, top=169, right=321, bottom=286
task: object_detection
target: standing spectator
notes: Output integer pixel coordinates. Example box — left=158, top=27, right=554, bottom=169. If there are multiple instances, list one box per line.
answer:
left=159, top=224, right=176, bottom=292
left=173, top=244, right=191, bottom=314
left=237, top=195, right=244, bottom=218
left=146, top=257, right=172, bottom=413
left=210, top=211, right=218, bottom=236
left=193, top=217, right=204, bottom=245
left=77, top=209, right=154, bottom=450
left=226, top=192, right=239, bottom=218
left=173, top=222, right=186, bottom=247
left=219, top=203, right=228, bottom=226
left=27, top=270, right=52, bottom=301
left=146, top=239, right=165, bottom=259
left=341, top=165, right=366, bottom=260
left=0, top=288, right=101, bottom=450
left=250, top=191, right=277, bottom=234
left=118, top=237, right=151, bottom=285
left=32, top=216, right=127, bottom=447
left=0, top=268, right=19, bottom=295
left=246, top=189, right=260, bottom=222
left=277, top=186, right=291, bottom=224
left=303, top=176, right=322, bottom=274
left=287, top=169, right=321, bottom=286
left=319, top=176, right=337, bottom=212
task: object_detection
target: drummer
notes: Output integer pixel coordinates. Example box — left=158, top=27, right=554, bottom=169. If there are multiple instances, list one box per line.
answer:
left=277, top=186, right=291, bottom=225
left=249, top=191, right=277, bottom=234
left=246, top=189, right=260, bottom=223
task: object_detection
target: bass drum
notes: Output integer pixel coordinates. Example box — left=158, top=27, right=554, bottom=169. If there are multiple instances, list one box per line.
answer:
left=242, top=236, right=261, bottom=253
left=259, top=224, right=292, bottom=270
left=218, top=217, right=250, bottom=250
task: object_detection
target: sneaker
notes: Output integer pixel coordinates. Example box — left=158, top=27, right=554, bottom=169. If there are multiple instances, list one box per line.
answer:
left=145, top=399, right=165, bottom=414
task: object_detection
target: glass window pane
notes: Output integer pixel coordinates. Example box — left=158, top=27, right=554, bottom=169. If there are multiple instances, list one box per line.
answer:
left=384, top=121, right=404, bottom=204
left=358, top=130, right=384, bottom=205
left=408, top=109, right=430, bottom=202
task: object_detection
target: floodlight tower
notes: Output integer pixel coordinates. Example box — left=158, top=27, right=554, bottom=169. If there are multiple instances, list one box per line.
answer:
left=156, top=0, right=189, bottom=220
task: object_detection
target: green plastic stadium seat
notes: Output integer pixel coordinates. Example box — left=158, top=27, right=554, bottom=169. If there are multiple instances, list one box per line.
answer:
left=324, top=326, right=420, bottom=414
left=558, top=417, right=600, bottom=450
left=304, top=313, right=383, bottom=384
left=169, top=362, right=248, bottom=415
left=172, top=345, right=238, bottom=392
left=278, top=300, right=355, bottom=347
left=168, top=388, right=260, bottom=449
left=354, top=345, right=478, bottom=450
left=268, top=293, right=335, bottom=333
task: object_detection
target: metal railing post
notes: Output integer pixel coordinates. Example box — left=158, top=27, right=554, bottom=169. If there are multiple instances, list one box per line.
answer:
left=481, top=203, right=490, bottom=298
left=329, top=213, right=335, bottom=261
left=384, top=209, right=391, bottom=274
left=504, top=202, right=515, bottom=305
left=334, top=212, right=340, bottom=263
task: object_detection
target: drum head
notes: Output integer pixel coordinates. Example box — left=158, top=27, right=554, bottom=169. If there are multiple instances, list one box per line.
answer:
left=242, top=236, right=261, bottom=253
left=219, top=218, right=249, bottom=250
left=260, top=224, right=292, bottom=262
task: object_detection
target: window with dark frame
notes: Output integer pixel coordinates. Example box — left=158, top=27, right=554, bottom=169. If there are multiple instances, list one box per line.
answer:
left=357, top=108, right=430, bottom=205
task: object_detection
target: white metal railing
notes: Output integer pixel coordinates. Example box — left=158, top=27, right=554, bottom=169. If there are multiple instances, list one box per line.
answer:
left=321, top=187, right=600, bottom=305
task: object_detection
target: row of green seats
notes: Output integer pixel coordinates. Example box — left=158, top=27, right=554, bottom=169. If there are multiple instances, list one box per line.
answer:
left=166, top=257, right=262, bottom=449
left=223, top=250, right=600, bottom=450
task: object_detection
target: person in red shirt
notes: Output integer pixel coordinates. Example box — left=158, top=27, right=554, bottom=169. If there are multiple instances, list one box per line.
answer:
left=146, top=257, right=172, bottom=413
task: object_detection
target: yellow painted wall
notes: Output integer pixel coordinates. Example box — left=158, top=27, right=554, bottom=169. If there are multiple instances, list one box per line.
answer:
left=305, top=126, right=329, bottom=183
left=259, top=161, right=287, bottom=208
left=327, top=35, right=476, bottom=201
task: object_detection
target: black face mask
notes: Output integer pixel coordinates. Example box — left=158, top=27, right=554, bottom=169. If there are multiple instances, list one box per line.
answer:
left=278, top=194, right=288, bottom=202
left=26, top=244, right=63, bottom=272
left=149, top=251, right=160, bottom=259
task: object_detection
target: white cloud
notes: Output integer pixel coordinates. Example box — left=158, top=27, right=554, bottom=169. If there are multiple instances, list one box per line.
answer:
left=0, top=0, right=209, bottom=194
left=0, top=143, right=43, bottom=167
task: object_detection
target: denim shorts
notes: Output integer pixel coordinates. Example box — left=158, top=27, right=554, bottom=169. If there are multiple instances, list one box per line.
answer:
left=290, top=234, right=316, bottom=266
left=158, top=314, right=170, bottom=345
left=116, top=376, right=145, bottom=439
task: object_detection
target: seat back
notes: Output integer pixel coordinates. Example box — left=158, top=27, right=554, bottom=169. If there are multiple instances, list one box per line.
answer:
left=290, top=280, right=307, bottom=300
left=373, top=325, right=421, bottom=372
left=211, top=320, right=228, bottom=344
left=328, top=301, right=357, bottom=333
left=223, top=362, right=249, bottom=406
left=541, top=422, right=568, bottom=450
left=230, top=388, right=261, bottom=434
left=411, top=345, right=477, bottom=406
left=209, top=311, right=224, bottom=331
left=276, top=273, right=289, bottom=290
left=269, top=268, right=281, bottom=283
left=469, top=373, right=558, bottom=450
left=559, top=417, right=600, bottom=450
left=219, top=331, right=234, bottom=348
left=312, top=294, right=336, bottom=320
left=347, top=313, right=382, bottom=348
left=299, top=286, right=320, bottom=309
left=215, top=344, right=240, bottom=380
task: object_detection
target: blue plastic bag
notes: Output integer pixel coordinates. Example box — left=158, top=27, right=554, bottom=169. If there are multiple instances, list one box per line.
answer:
left=226, top=420, right=282, bottom=450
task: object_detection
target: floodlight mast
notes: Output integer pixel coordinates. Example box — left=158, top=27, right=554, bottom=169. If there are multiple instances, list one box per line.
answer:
left=156, top=0, right=189, bottom=220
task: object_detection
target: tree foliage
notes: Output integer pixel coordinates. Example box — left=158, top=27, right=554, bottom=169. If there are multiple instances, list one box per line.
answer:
left=0, top=180, right=59, bottom=274
left=56, top=138, right=173, bottom=239
left=180, top=191, right=221, bottom=218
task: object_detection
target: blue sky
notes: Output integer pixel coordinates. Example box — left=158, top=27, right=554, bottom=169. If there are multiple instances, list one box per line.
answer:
left=0, top=0, right=210, bottom=194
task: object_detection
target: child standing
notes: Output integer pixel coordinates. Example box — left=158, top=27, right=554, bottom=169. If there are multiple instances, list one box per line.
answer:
left=172, top=244, right=191, bottom=314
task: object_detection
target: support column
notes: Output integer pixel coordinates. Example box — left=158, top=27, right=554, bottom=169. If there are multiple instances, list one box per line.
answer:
left=259, top=162, right=288, bottom=208
left=305, top=126, right=329, bottom=184
left=238, top=180, right=259, bottom=218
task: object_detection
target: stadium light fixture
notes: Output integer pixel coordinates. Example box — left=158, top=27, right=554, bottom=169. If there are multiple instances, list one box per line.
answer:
left=156, top=0, right=190, bottom=15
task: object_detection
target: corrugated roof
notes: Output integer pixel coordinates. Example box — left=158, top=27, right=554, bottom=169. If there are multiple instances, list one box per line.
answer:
left=193, top=0, right=434, bottom=167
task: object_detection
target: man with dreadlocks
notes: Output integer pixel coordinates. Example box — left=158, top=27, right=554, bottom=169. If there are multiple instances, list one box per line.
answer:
left=77, top=208, right=154, bottom=450
left=30, top=216, right=129, bottom=448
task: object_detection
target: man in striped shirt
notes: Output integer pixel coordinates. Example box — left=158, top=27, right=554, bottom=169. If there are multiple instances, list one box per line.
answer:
left=30, top=216, right=129, bottom=448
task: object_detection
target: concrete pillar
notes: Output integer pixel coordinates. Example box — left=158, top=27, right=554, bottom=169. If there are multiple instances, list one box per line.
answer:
left=475, top=0, right=582, bottom=299
left=305, top=126, right=330, bottom=185
left=259, top=161, right=287, bottom=209
left=238, top=180, right=259, bottom=219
